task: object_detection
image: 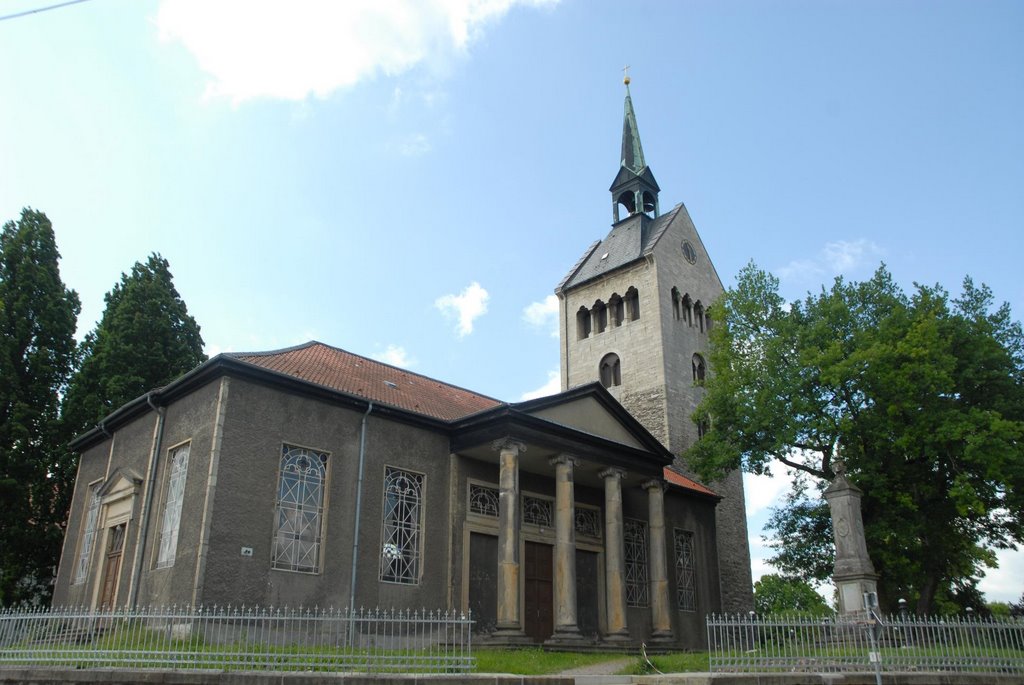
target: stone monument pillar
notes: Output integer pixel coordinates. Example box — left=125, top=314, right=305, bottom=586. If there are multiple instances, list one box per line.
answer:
left=823, top=451, right=879, bottom=616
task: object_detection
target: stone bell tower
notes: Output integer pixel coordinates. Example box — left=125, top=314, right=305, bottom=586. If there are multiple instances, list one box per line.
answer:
left=555, top=76, right=754, bottom=613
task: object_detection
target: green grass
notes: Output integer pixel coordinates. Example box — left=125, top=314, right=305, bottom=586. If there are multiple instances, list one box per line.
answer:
left=621, top=651, right=710, bottom=674
left=472, top=647, right=629, bottom=675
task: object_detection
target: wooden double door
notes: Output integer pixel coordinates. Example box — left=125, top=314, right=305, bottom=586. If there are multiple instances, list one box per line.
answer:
left=523, top=541, right=600, bottom=642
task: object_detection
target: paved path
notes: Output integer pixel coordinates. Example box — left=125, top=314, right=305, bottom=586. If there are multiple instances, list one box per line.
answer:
left=557, top=657, right=635, bottom=677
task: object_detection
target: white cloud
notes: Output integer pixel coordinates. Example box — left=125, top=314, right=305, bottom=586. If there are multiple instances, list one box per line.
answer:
left=435, top=281, right=489, bottom=337
left=373, top=344, right=416, bottom=368
left=156, top=0, right=558, bottom=103
left=743, top=467, right=794, bottom=519
left=777, top=238, right=883, bottom=283
left=394, top=133, right=432, bottom=156
left=520, top=369, right=560, bottom=400
left=979, top=548, right=1024, bottom=603
left=522, top=294, right=559, bottom=338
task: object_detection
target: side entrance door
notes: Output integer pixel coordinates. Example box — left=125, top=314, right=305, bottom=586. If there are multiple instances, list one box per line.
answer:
left=98, top=523, right=126, bottom=610
left=523, top=541, right=553, bottom=642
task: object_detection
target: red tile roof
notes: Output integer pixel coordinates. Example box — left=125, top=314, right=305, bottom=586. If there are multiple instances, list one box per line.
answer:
left=663, top=467, right=718, bottom=497
left=229, top=342, right=502, bottom=421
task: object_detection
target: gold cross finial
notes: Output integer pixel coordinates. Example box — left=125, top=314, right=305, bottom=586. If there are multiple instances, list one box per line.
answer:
left=623, top=65, right=631, bottom=86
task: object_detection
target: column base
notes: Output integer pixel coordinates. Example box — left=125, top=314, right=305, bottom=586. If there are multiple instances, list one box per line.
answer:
left=544, top=626, right=587, bottom=648
left=602, top=629, right=631, bottom=644
left=648, top=629, right=675, bottom=644
left=485, top=626, right=532, bottom=647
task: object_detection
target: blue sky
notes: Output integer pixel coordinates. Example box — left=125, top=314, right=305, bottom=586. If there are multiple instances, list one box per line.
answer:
left=1, top=0, right=1021, bottom=603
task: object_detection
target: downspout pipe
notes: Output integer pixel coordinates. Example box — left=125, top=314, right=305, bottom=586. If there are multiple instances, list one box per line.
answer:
left=348, top=402, right=373, bottom=614
left=130, top=392, right=165, bottom=607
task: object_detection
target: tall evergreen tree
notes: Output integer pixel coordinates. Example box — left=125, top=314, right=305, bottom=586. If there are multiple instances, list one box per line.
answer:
left=62, top=254, right=207, bottom=439
left=0, top=209, right=80, bottom=605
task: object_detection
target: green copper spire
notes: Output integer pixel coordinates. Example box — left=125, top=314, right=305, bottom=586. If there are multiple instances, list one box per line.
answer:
left=620, top=78, right=646, bottom=174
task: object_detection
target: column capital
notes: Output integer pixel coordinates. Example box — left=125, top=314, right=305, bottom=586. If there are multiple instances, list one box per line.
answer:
left=491, top=438, right=527, bottom=455
left=549, top=454, right=577, bottom=468
left=641, top=478, right=665, bottom=492
left=599, top=467, right=626, bottom=481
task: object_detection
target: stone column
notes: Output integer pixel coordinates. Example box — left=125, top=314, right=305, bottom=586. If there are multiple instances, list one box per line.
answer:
left=548, top=455, right=583, bottom=644
left=492, top=438, right=528, bottom=640
left=600, top=468, right=630, bottom=641
left=643, top=479, right=673, bottom=642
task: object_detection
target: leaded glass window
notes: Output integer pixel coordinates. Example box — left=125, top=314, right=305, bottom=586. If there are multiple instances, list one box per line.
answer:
left=156, top=443, right=189, bottom=568
left=272, top=445, right=328, bottom=573
left=675, top=529, right=696, bottom=611
left=380, top=467, right=424, bottom=584
left=522, top=496, right=553, bottom=527
left=469, top=483, right=498, bottom=517
left=574, top=507, right=601, bottom=539
left=624, top=518, right=649, bottom=607
left=74, top=485, right=101, bottom=584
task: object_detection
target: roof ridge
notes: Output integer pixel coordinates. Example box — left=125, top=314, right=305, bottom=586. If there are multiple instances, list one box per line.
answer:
left=233, top=340, right=503, bottom=404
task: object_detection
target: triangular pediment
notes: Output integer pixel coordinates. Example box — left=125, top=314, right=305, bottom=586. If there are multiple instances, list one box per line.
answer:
left=522, top=394, right=646, bottom=450
left=97, top=468, right=143, bottom=498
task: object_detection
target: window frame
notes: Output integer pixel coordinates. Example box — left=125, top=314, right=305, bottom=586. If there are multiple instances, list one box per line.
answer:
left=73, top=480, right=103, bottom=585
left=155, top=441, right=191, bottom=569
left=624, top=517, right=650, bottom=608
left=674, top=528, right=697, bottom=612
left=379, top=465, right=426, bottom=585
left=270, top=443, right=331, bottom=575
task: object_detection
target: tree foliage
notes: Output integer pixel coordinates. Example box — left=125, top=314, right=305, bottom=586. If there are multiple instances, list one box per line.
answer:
left=0, top=209, right=80, bottom=605
left=754, top=573, right=833, bottom=616
left=62, top=253, right=206, bottom=439
left=688, top=263, right=1024, bottom=614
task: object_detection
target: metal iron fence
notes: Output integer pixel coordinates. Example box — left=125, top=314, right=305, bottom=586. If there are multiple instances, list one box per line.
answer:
left=708, top=613, right=1024, bottom=675
left=0, top=605, right=474, bottom=673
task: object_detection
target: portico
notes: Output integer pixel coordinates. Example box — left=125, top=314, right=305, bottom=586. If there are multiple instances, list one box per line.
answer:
left=452, top=384, right=687, bottom=648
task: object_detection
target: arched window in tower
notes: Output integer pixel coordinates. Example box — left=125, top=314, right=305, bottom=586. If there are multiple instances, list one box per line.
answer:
left=692, top=353, right=706, bottom=384
left=681, top=294, right=693, bottom=326
left=705, top=306, right=713, bottom=332
left=671, top=287, right=681, bottom=321
left=576, top=306, right=591, bottom=340
left=599, top=353, right=622, bottom=388
left=608, top=294, right=624, bottom=327
left=696, top=416, right=710, bottom=440
left=593, top=300, right=608, bottom=333
left=694, top=301, right=705, bottom=333
left=624, top=287, right=640, bottom=321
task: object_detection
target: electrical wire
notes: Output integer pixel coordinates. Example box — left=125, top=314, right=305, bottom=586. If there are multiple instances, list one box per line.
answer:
left=0, top=0, right=95, bottom=23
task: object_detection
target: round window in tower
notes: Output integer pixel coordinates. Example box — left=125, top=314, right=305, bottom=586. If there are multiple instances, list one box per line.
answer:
left=682, top=241, right=697, bottom=264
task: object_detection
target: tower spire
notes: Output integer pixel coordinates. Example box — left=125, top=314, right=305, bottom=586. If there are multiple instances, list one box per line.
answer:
left=621, top=72, right=646, bottom=174
left=610, top=71, right=659, bottom=222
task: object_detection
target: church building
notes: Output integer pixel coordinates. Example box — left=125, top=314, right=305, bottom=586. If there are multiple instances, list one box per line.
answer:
left=52, top=82, right=751, bottom=649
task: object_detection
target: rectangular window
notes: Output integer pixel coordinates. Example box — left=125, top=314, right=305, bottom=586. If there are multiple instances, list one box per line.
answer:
left=675, top=529, right=696, bottom=611
left=624, top=518, right=649, bottom=607
left=73, top=485, right=101, bottom=584
left=380, top=467, right=424, bottom=584
left=272, top=444, right=329, bottom=573
left=156, top=443, right=190, bottom=568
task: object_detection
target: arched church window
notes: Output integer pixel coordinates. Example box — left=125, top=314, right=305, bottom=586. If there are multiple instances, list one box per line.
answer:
left=671, top=287, right=681, bottom=321
left=576, top=306, right=591, bottom=340
left=593, top=300, right=608, bottom=333
left=681, top=294, right=693, bottom=326
left=692, top=353, right=706, bottom=384
left=694, top=301, right=705, bottom=333
left=696, top=416, right=711, bottom=440
left=705, top=307, right=713, bottom=332
left=608, top=294, right=624, bottom=327
left=272, top=444, right=329, bottom=573
left=624, top=287, right=640, bottom=321
left=599, top=353, right=621, bottom=388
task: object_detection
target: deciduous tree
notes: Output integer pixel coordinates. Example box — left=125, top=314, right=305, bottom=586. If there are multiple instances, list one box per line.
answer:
left=688, top=263, right=1024, bottom=614
left=753, top=573, right=832, bottom=616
